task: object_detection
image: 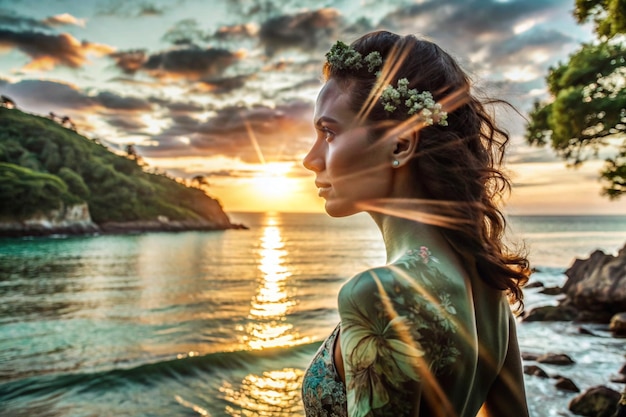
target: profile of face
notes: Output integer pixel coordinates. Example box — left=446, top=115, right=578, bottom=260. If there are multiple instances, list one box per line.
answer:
left=303, top=78, right=396, bottom=217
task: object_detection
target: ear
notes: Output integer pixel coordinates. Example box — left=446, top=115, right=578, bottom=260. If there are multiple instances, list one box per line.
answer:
left=391, top=129, right=419, bottom=167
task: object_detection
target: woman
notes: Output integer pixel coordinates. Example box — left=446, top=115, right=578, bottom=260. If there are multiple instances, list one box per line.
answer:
left=301, top=31, right=530, bottom=417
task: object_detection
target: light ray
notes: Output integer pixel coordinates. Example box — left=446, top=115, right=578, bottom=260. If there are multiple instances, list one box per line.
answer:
left=356, top=43, right=411, bottom=125
left=356, top=198, right=476, bottom=230
left=241, top=115, right=266, bottom=165
left=368, top=268, right=457, bottom=417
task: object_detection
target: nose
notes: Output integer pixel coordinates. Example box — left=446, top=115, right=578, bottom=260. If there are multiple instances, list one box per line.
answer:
left=302, top=141, right=324, bottom=173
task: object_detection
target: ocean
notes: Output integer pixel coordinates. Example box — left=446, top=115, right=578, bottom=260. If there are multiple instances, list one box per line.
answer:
left=1, top=212, right=625, bottom=417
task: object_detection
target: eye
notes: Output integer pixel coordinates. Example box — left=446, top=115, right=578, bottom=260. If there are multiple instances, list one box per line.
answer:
left=320, top=127, right=335, bottom=142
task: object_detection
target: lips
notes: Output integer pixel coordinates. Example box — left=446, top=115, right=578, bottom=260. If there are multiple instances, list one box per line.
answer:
left=315, top=181, right=331, bottom=197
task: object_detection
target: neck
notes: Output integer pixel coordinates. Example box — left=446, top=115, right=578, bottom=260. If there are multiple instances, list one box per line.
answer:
left=369, top=210, right=449, bottom=264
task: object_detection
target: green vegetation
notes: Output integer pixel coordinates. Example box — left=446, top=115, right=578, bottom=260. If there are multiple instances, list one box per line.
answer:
left=0, top=107, right=226, bottom=224
left=526, top=0, right=626, bottom=198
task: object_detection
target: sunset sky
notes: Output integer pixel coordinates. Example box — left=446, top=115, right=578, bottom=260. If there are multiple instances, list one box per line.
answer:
left=1, top=0, right=625, bottom=215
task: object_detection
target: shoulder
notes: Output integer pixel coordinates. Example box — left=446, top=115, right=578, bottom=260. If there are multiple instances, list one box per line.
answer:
left=338, top=248, right=467, bottom=325
left=338, top=260, right=465, bottom=376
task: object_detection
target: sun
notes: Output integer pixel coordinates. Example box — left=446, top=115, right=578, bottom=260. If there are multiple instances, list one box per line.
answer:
left=251, top=162, right=296, bottom=200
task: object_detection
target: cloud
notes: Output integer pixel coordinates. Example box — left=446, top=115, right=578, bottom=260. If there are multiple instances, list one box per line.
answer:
left=109, top=49, right=147, bottom=75
left=212, top=23, right=259, bottom=41
left=0, top=9, right=50, bottom=31
left=0, top=79, right=152, bottom=114
left=259, top=8, right=342, bottom=55
left=488, top=26, right=574, bottom=66
left=110, top=46, right=244, bottom=81
left=148, top=96, right=206, bottom=113
left=0, top=79, right=93, bottom=110
left=0, top=29, right=114, bottom=70
left=96, top=0, right=166, bottom=17
left=42, top=13, right=87, bottom=28
left=195, top=74, right=254, bottom=94
left=138, top=100, right=314, bottom=162
left=94, top=91, right=151, bottom=110
left=105, top=115, right=147, bottom=131
left=163, top=19, right=259, bottom=47
left=161, top=18, right=205, bottom=46
left=380, top=0, right=564, bottom=36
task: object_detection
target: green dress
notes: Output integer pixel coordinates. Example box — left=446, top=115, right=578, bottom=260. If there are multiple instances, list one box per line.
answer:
left=301, top=247, right=462, bottom=417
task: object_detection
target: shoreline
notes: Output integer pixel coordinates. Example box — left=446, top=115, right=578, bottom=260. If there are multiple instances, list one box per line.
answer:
left=0, top=219, right=248, bottom=239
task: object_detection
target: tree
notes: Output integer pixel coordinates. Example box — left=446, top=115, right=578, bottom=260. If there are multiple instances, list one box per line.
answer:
left=526, top=0, right=626, bottom=198
left=191, top=175, right=210, bottom=190
left=1, top=95, right=16, bottom=109
left=125, top=143, right=145, bottom=166
left=125, top=144, right=138, bottom=160
left=573, top=0, right=626, bottom=38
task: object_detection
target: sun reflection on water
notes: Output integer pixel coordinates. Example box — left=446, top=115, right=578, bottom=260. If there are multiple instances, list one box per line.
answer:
left=223, top=215, right=309, bottom=416
left=240, top=214, right=308, bottom=350
left=220, top=368, right=304, bottom=417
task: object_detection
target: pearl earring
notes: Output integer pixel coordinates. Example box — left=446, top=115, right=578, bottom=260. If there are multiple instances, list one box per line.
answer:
left=392, top=159, right=400, bottom=167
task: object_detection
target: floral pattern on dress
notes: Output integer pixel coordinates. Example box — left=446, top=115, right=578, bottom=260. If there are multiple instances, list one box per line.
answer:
left=339, top=247, right=461, bottom=417
left=302, top=324, right=348, bottom=417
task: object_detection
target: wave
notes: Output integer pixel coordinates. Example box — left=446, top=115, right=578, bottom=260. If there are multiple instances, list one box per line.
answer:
left=0, top=342, right=321, bottom=402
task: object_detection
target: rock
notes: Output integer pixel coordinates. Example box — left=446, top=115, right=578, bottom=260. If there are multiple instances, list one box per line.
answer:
left=575, top=309, right=616, bottom=323
left=569, top=385, right=620, bottom=417
left=577, top=326, right=596, bottom=335
left=524, top=365, right=549, bottom=378
left=611, top=374, right=626, bottom=383
left=555, top=376, right=580, bottom=392
left=560, top=244, right=626, bottom=322
left=0, top=202, right=99, bottom=237
left=522, top=352, right=540, bottom=361
left=611, top=363, right=626, bottom=382
left=523, top=305, right=577, bottom=322
left=616, top=387, right=626, bottom=417
left=610, top=312, right=626, bottom=336
left=540, top=286, right=562, bottom=295
left=537, top=353, right=575, bottom=365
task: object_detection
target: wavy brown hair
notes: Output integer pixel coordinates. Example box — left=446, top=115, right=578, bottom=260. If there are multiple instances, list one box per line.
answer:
left=324, top=31, right=530, bottom=310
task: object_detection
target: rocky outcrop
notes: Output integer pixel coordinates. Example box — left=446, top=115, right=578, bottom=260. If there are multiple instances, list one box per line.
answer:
left=537, top=353, right=575, bottom=365
left=0, top=202, right=247, bottom=238
left=561, top=244, right=626, bottom=322
left=182, top=194, right=234, bottom=229
left=524, top=243, right=626, bottom=323
left=523, top=305, right=577, bottom=322
left=0, top=203, right=99, bottom=237
left=524, top=365, right=549, bottom=378
left=555, top=376, right=580, bottom=392
left=568, top=386, right=621, bottom=417
left=609, top=312, right=626, bottom=336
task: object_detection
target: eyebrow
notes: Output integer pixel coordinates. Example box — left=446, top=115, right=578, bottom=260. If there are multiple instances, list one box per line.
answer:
left=314, top=116, right=340, bottom=128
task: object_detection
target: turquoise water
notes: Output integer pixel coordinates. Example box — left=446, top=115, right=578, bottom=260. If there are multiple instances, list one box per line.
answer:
left=1, top=213, right=625, bottom=416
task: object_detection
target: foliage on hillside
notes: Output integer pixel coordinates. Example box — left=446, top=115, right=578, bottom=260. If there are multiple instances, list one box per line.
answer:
left=0, top=107, right=225, bottom=223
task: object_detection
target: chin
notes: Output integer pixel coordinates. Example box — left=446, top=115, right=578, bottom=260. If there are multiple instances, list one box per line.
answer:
left=324, top=200, right=360, bottom=218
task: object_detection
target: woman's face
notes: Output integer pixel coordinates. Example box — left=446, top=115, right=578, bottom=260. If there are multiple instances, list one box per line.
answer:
left=303, top=79, right=394, bottom=217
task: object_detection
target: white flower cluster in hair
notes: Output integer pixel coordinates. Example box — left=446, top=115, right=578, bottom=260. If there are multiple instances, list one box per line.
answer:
left=380, top=78, right=448, bottom=126
left=326, top=41, right=382, bottom=73
left=326, top=41, right=448, bottom=126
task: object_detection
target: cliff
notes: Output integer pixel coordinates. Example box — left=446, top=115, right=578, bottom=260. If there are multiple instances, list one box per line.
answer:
left=0, top=107, right=241, bottom=237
